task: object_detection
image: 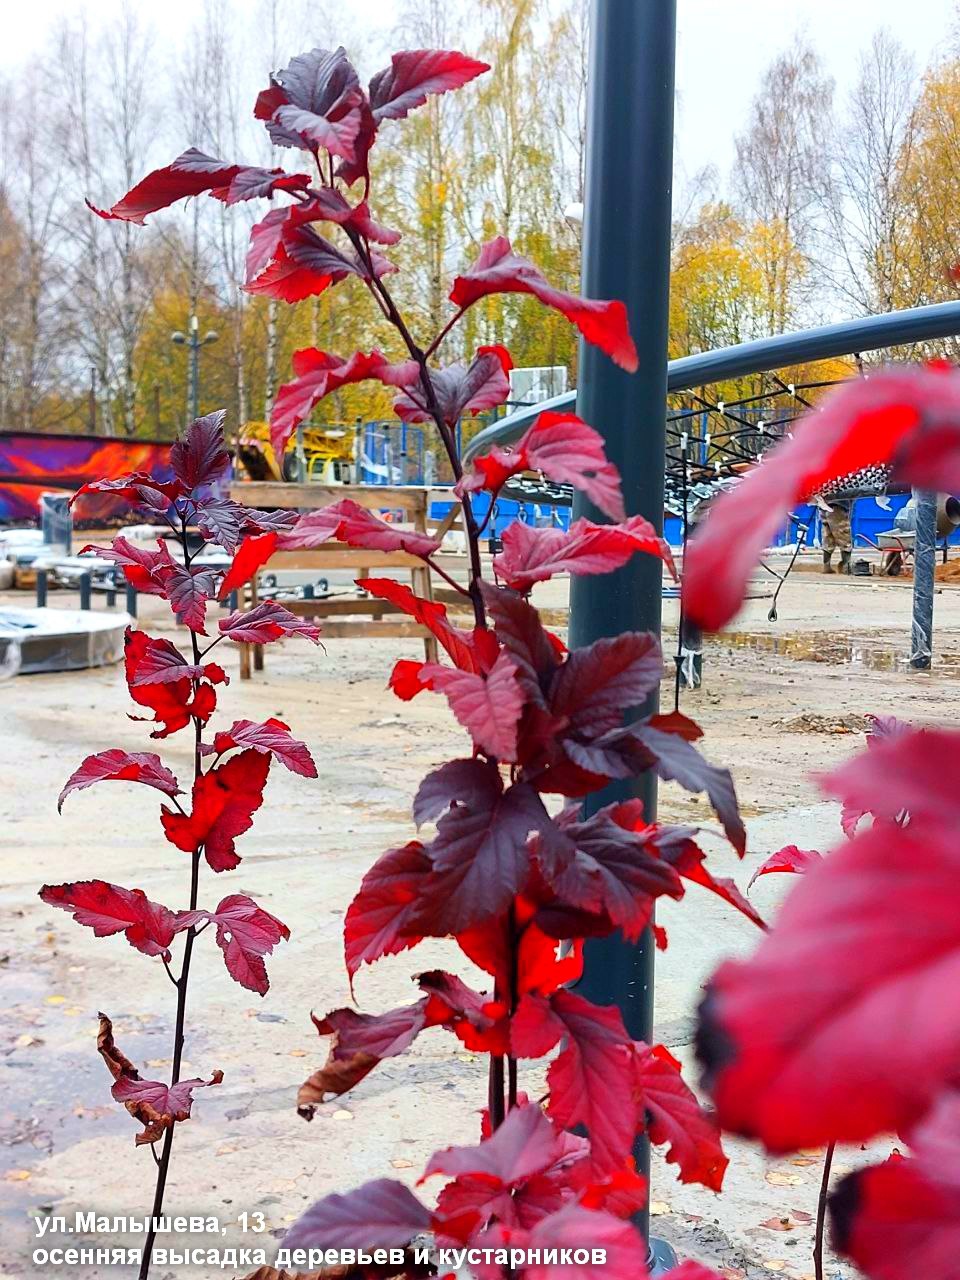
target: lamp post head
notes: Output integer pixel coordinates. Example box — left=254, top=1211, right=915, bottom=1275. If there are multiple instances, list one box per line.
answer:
left=171, top=331, right=187, bottom=345
left=202, top=331, right=219, bottom=345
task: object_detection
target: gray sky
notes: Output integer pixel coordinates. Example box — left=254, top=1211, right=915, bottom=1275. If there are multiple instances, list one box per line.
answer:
left=2, top=0, right=956, bottom=183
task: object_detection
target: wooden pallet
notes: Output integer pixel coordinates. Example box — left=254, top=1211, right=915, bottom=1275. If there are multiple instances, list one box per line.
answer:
left=229, top=482, right=443, bottom=678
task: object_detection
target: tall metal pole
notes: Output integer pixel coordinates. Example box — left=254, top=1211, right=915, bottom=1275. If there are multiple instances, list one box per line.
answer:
left=569, top=0, right=676, bottom=1263
left=189, top=316, right=200, bottom=423
left=910, top=489, right=936, bottom=669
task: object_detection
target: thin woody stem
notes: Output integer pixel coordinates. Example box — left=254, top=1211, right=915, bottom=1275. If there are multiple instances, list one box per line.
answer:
left=139, top=513, right=208, bottom=1280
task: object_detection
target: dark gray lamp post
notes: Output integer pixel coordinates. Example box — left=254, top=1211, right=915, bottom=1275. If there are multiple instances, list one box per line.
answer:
left=568, top=0, right=678, bottom=1266
left=171, top=314, right=218, bottom=423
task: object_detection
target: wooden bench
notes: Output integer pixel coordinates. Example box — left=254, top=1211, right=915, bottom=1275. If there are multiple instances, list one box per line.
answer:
left=229, top=482, right=443, bottom=678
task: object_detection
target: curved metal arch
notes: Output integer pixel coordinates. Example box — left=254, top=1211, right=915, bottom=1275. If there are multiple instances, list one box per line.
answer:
left=463, top=299, right=960, bottom=462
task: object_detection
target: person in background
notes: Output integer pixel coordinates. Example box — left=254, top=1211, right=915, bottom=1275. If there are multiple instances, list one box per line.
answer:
left=821, top=498, right=853, bottom=574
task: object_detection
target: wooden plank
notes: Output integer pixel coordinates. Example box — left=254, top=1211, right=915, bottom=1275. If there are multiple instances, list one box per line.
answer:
left=319, top=619, right=429, bottom=639
left=230, top=482, right=428, bottom=514
left=264, top=548, right=424, bottom=570
left=257, top=597, right=405, bottom=617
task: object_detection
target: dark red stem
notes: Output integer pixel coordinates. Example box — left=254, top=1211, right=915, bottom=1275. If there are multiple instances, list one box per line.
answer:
left=814, top=1141, right=836, bottom=1280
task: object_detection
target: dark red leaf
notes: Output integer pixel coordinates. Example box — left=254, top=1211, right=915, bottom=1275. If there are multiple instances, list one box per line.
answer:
left=271, top=351, right=418, bottom=458
left=459, top=412, right=626, bottom=523
left=202, top=893, right=289, bottom=996
left=218, top=532, right=278, bottom=600
left=124, top=632, right=225, bottom=688
left=278, top=497, right=439, bottom=558
left=481, top=582, right=562, bottom=700
left=71, top=473, right=183, bottom=517
left=647, top=710, right=704, bottom=741
left=39, top=880, right=188, bottom=960
left=394, top=346, right=513, bottom=428
left=697, top=820, right=960, bottom=1151
left=295, top=187, right=401, bottom=243
left=256, top=47, right=366, bottom=159
left=545, top=805, right=685, bottom=941
left=830, top=1093, right=960, bottom=1280
left=344, top=841, right=432, bottom=984
left=80, top=537, right=170, bottom=596
left=97, top=1012, right=222, bottom=1145
left=633, top=1043, right=728, bottom=1191
left=154, top=545, right=217, bottom=633
left=299, top=1001, right=429, bottom=1109
left=550, top=633, right=663, bottom=741
left=170, top=410, right=230, bottom=488
left=417, top=650, right=524, bottom=760
left=281, top=1179, right=430, bottom=1254
left=369, top=49, right=490, bottom=123
left=160, top=749, right=270, bottom=872
left=359, top=578, right=493, bottom=673
left=407, top=763, right=565, bottom=934
left=413, top=758, right=497, bottom=825
left=87, top=148, right=308, bottom=224
left=682, top=364, right=960, bottom=631
left=207, top=718, right=317, bottom=777
left=218, top=601, right=322, bottom=646
left=58, top=749, right=181, bottom=813
left=451, top=237, right=638, bottom=372
left=747, top=844, right=822, bottom=888
left=494, top=515, right=676, bottom=592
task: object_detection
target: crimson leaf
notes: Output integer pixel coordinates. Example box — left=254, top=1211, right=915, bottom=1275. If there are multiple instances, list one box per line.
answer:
left=160, top=749, right=270, bottom=872
left=58, top=750, right=180, bottom=813
left=218, top=602, right=322, bottom=646
left=632, top=1043, right=728, bottom=1191
left=39, top=880, right=189, bottom=960
left=207, top=718, right=317, bottom=777
left=343, top=840, right=432, bottom=984
left=459, top=411, right=626, bottom=522
left=203, top=894, right=289, bottom=996
left=281, top=1179, right=430, bottom=1254
left=494, top=516, right=676, bottom=591
left=394, top=346, right=513, bottom=427
left=256, top=47, right=366, bottom=159
left=278, top=497, right=440, bottom=558
left=451, top=237, right=638, bottom=372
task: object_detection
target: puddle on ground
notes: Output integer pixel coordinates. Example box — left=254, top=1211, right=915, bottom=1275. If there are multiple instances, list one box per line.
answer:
left=712, top=630, right=960, bottom=675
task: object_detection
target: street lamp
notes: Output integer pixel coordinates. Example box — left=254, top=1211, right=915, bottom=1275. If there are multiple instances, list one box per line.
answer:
left=171, top=314, right=218, bottom=423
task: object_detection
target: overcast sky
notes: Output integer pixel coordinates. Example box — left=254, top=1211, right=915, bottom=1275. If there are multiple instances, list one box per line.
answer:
left=2, top=0, right=956, bottom=185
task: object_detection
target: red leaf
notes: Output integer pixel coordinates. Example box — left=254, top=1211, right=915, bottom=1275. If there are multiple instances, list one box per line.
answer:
left=550, top=633, right=663, bottom=742
left=370, top=49, right=490, bottom=122
left=255, top=48, right=366, bottom=159
left=218, top=532, right=278, bottom=600
left=394, top=346, right=513, bottom=428
left=748, top=844, right=822, bottom=888
left=359, top=578, right=492, bottom=673
left=511, top=1201, right=647, bottom=1280
left=418, top=650, right=525, bottom=760
left=451, top=237, right=638, bottom=372
left=648, top=710, right=704, bottom=741
left=203, top=893, right=289, bottom=996
left=207, top=718, right=316, bottom=777
left=830, top=1093, right=960, bottom=1280
left=194, top=498, right=297, bottom=554
left=545, top=805, right=685, bottom=941
left=423, top=1100, right=563, bottom=1187
left=80, top=537, right=170, bottom=596
left=281, top=1179, right=430, bottom=1255
left=697, top=820, right=960, bottom=1150
left=160, top=749, right=270, bottom=872
left=71, top=473, right=183, bottom=516
left=218, top=601, right=322, bottom=645
left=514, top=989, right=639, bottom=1175
left=407, top=762, right=565, bottom=934
left=271, top=351, right=419, bottom=458
left=344, top=841, right=432, bottom=984
left=58, top=749, right=181, bottom=813
left=154, top=545, right=217, bottom=633
left=295, top=187, right=401, bottom=244
left=123, top=629, right=222, bottom=739
left=87, top=149, right=308, bottom=224
left=682, top=364, right=960, bottom=630
left=494, top=515, right=675, bottom=591
left=170, top=409, right=231, bottom=488
left=459, top=412, right=626, bottom=523
left=821, top=725, right=951, bottom=828
left=97, top=1012, right=222, bottom=1145
left=633, top=1043, right=728, bottom=1191
left=279, top=497, right=440, bottom=558
left=39, top=881, right=188, bottom=960
left=339, top=49, right=489, bottom=183
left=299, top=1002, right=429, bottom=1109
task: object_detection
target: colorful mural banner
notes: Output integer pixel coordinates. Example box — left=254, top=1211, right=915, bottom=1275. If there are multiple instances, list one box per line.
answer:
left=0, top=432, right=176, bottom=523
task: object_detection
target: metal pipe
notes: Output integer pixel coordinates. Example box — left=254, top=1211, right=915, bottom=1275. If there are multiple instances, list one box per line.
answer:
left=911, top=489, right=936, bottom=669
left=569, top=1, right=676, bottom=1263
left=464, top=299, right=960, bottom=460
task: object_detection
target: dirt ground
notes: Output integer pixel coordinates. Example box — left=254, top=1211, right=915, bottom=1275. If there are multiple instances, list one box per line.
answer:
left=2, top=552, right=958, bottom=1279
